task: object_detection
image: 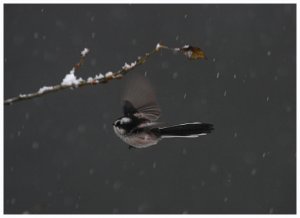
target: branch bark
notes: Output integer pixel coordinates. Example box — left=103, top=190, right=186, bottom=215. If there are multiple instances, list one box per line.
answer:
left=4, top=43, right=206, bottom=106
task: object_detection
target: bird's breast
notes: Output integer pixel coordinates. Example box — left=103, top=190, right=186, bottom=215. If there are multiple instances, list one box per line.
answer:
left=113, top=126, right=160, bottom=148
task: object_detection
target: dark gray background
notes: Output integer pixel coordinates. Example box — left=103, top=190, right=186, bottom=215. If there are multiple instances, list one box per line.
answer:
left=4, top=4, right=296, bottom=214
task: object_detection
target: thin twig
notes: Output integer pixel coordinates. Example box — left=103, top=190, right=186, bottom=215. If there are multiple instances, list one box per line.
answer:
left=4, top=43, right=206, bottom=106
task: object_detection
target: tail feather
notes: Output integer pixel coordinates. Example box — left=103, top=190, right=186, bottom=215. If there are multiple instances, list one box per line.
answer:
left=156, top=122, right=214, bottom=138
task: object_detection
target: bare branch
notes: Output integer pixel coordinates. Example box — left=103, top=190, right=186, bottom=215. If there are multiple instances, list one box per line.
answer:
left=4, top=43, right=207, bottom=106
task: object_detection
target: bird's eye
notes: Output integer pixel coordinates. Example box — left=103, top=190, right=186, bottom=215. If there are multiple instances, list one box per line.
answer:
left=114, top=121, right=120, bottom=126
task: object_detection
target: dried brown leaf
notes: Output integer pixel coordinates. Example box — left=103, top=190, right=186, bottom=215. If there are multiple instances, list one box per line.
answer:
left=180, top=45, right=207, bottom=60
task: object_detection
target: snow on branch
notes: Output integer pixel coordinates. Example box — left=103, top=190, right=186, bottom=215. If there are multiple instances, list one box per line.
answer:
left=4, top=43, right=207, bottom=106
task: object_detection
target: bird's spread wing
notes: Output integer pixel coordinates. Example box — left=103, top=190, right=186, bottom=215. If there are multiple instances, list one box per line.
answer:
left=134, top=102, right=161, bottom=121
left=122, top=75, right=161, bottom=121
left=123, top=100, right=138, bottom=116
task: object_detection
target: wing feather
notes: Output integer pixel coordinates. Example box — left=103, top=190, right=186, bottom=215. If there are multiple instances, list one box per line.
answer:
left=122, top=75, right=161, bottom=121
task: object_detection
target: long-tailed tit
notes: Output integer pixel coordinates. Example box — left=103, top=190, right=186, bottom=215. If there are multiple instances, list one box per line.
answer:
left=113, top=76, right=213, bottom=149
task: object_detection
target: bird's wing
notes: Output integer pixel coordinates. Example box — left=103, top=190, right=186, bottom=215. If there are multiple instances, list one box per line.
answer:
left=134, top=102, right=161, bottom=121
left=123, top=100, right=138, bottom=116
left=122, top=75, right=161, bottom=121
left=137, top=121, right=164, bottom=129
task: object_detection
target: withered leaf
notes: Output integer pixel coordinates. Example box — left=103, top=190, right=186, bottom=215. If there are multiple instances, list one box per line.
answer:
left=180, top=45, right=207, bottom=60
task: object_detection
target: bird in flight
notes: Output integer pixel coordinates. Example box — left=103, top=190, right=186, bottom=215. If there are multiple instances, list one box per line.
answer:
left=113, top=76, right=214, bottom=149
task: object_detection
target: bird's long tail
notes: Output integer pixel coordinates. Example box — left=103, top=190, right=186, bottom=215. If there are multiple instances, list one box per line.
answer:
left=156, top=122, right=214, bottom=138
